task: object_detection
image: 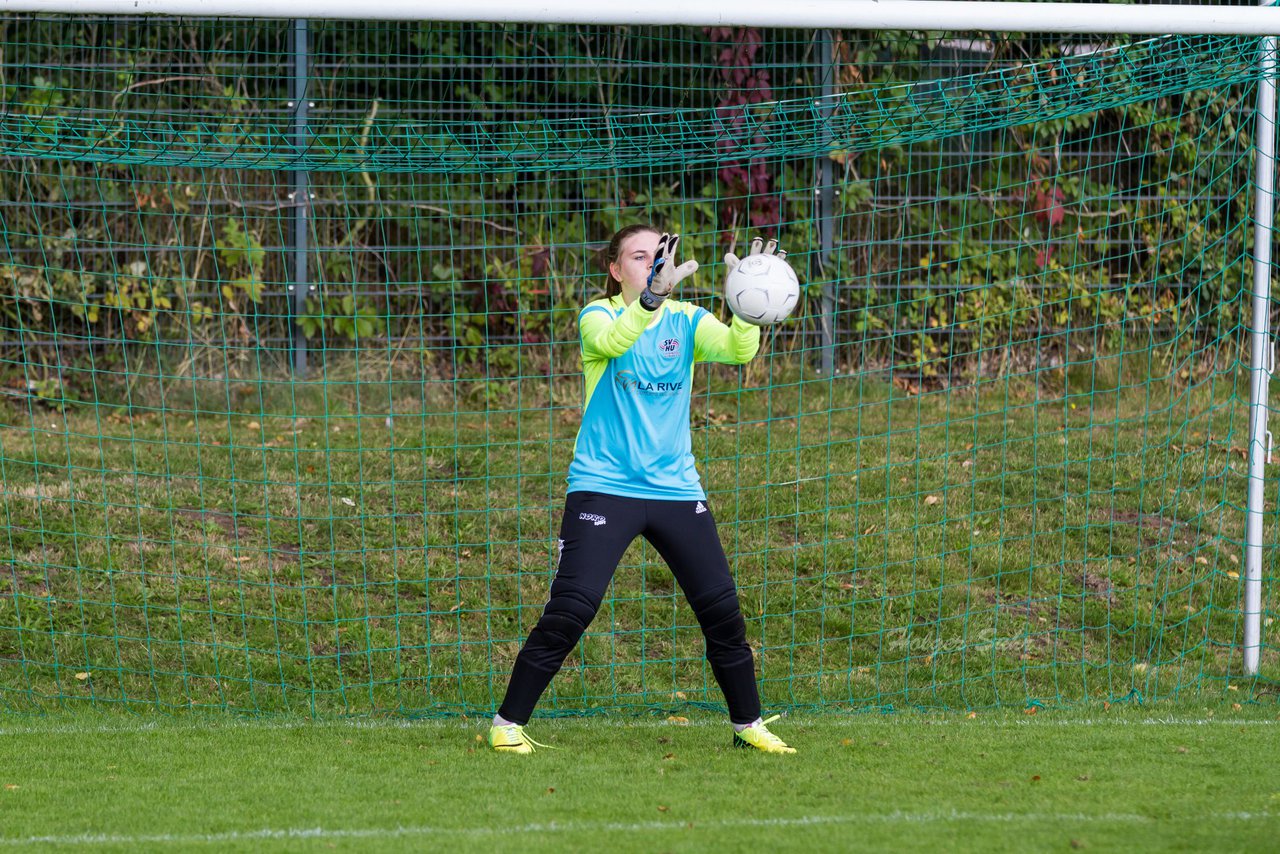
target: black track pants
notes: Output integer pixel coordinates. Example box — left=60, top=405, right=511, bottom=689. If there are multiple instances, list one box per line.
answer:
left=498, top=491, right=761, bottom=725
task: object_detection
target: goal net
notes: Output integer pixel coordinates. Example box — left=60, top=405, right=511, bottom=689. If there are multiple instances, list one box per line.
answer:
left=0, top=14, right=1272, bottom=714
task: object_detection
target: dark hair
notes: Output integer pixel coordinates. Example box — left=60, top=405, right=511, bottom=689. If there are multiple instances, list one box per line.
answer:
left=599, top=224, right=660, bottom=298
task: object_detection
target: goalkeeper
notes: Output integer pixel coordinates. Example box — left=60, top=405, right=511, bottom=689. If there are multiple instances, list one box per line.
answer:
left=489, top=225, right=795, bottom=755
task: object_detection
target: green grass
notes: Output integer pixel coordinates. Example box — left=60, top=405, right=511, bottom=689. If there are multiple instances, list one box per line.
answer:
left=0, top=344, right=1276, bottom=716
left=1, top=707, right=1278, bottom=852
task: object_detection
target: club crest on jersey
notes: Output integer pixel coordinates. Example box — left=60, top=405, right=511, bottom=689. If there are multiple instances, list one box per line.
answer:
left=658, top=337, right=680, bottom=358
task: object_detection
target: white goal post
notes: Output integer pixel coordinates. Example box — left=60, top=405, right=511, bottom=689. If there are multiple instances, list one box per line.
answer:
left=0, top=0, right=1270, bottom=676
left=0, top=0, right=1274, bottom=32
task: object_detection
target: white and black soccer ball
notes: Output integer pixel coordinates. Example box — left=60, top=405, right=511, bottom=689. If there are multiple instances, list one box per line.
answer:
left=724, top=253, right=801, bottom=326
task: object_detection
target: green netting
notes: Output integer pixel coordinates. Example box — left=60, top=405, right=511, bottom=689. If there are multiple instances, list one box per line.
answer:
left=0, top=17, right=1275, bottom=716
left=0, top=33, right=1263, bottom=169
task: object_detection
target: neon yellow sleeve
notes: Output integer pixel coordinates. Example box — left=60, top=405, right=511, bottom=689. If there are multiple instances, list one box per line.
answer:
left=579, top=299, right=656, bottom=360
left=693, top=312, right=760, bottom=364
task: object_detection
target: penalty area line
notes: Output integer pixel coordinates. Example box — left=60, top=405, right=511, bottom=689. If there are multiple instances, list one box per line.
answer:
left=2, top=811, right=1276, bottom=846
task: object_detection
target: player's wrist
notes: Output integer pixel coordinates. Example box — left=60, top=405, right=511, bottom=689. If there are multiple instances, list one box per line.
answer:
left=638, top=287, right=667, bottom=311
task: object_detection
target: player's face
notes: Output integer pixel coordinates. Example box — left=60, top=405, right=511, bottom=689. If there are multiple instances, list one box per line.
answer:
left=610, top=230, right=660, bottom=300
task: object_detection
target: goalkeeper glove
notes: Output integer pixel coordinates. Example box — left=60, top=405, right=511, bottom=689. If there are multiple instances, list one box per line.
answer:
left=639, top=232, right=699, bottom=311
left=723, top=235, right=788, bottom=272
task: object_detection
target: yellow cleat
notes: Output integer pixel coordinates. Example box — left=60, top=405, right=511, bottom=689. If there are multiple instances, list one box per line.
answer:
left=488, top=723, right=551, bottom=754
left=732, top=715, right=796, bottom=754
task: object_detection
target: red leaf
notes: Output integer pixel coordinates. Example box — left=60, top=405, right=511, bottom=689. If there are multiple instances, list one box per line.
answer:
left=1034, top=188, right=1066, bottom=228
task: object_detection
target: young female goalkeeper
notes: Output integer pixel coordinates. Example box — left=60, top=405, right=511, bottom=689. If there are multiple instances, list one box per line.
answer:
left=488, top=224, right=795, bottom=755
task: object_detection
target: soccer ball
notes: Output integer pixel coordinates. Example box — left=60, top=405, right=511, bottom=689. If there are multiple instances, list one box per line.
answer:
left=724, top=253, right=801, bottom=326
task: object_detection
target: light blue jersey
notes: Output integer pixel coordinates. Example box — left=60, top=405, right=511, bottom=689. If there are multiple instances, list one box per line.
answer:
left=566, top=295, right=759, bottom=500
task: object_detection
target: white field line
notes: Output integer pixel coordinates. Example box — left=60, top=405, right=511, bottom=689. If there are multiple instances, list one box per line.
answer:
left=0, top=715, right=1276, bottom=737
left=1, top=811, right=1276, bottom=847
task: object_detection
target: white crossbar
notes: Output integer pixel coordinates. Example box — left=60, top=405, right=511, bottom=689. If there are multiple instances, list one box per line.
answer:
left=1, top=0, right=1280, bottom=33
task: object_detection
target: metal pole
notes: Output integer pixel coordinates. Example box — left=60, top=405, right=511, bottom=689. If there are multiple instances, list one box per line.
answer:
left=815, top=29, right=836, bottom=375
left=1245, top=33, right=1275, bottom=677
left=290, top=18, right=310, bottom=378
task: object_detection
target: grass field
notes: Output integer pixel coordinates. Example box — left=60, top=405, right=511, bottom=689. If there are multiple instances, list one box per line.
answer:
left=1, top=343, right=1275, bottom=717
left=0, top=346, right=1277, bottom=851
left=0, top=706, right=1277, bottom=852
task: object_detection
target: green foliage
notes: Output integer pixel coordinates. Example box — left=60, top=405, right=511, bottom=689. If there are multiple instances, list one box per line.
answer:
left=0, top=23, right=1258, bottom=383
left=330, top=295, right=380, bottom=340
left=217, top=219, right=266, bottom=305
left=299, top=293, right=382, bottom=341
